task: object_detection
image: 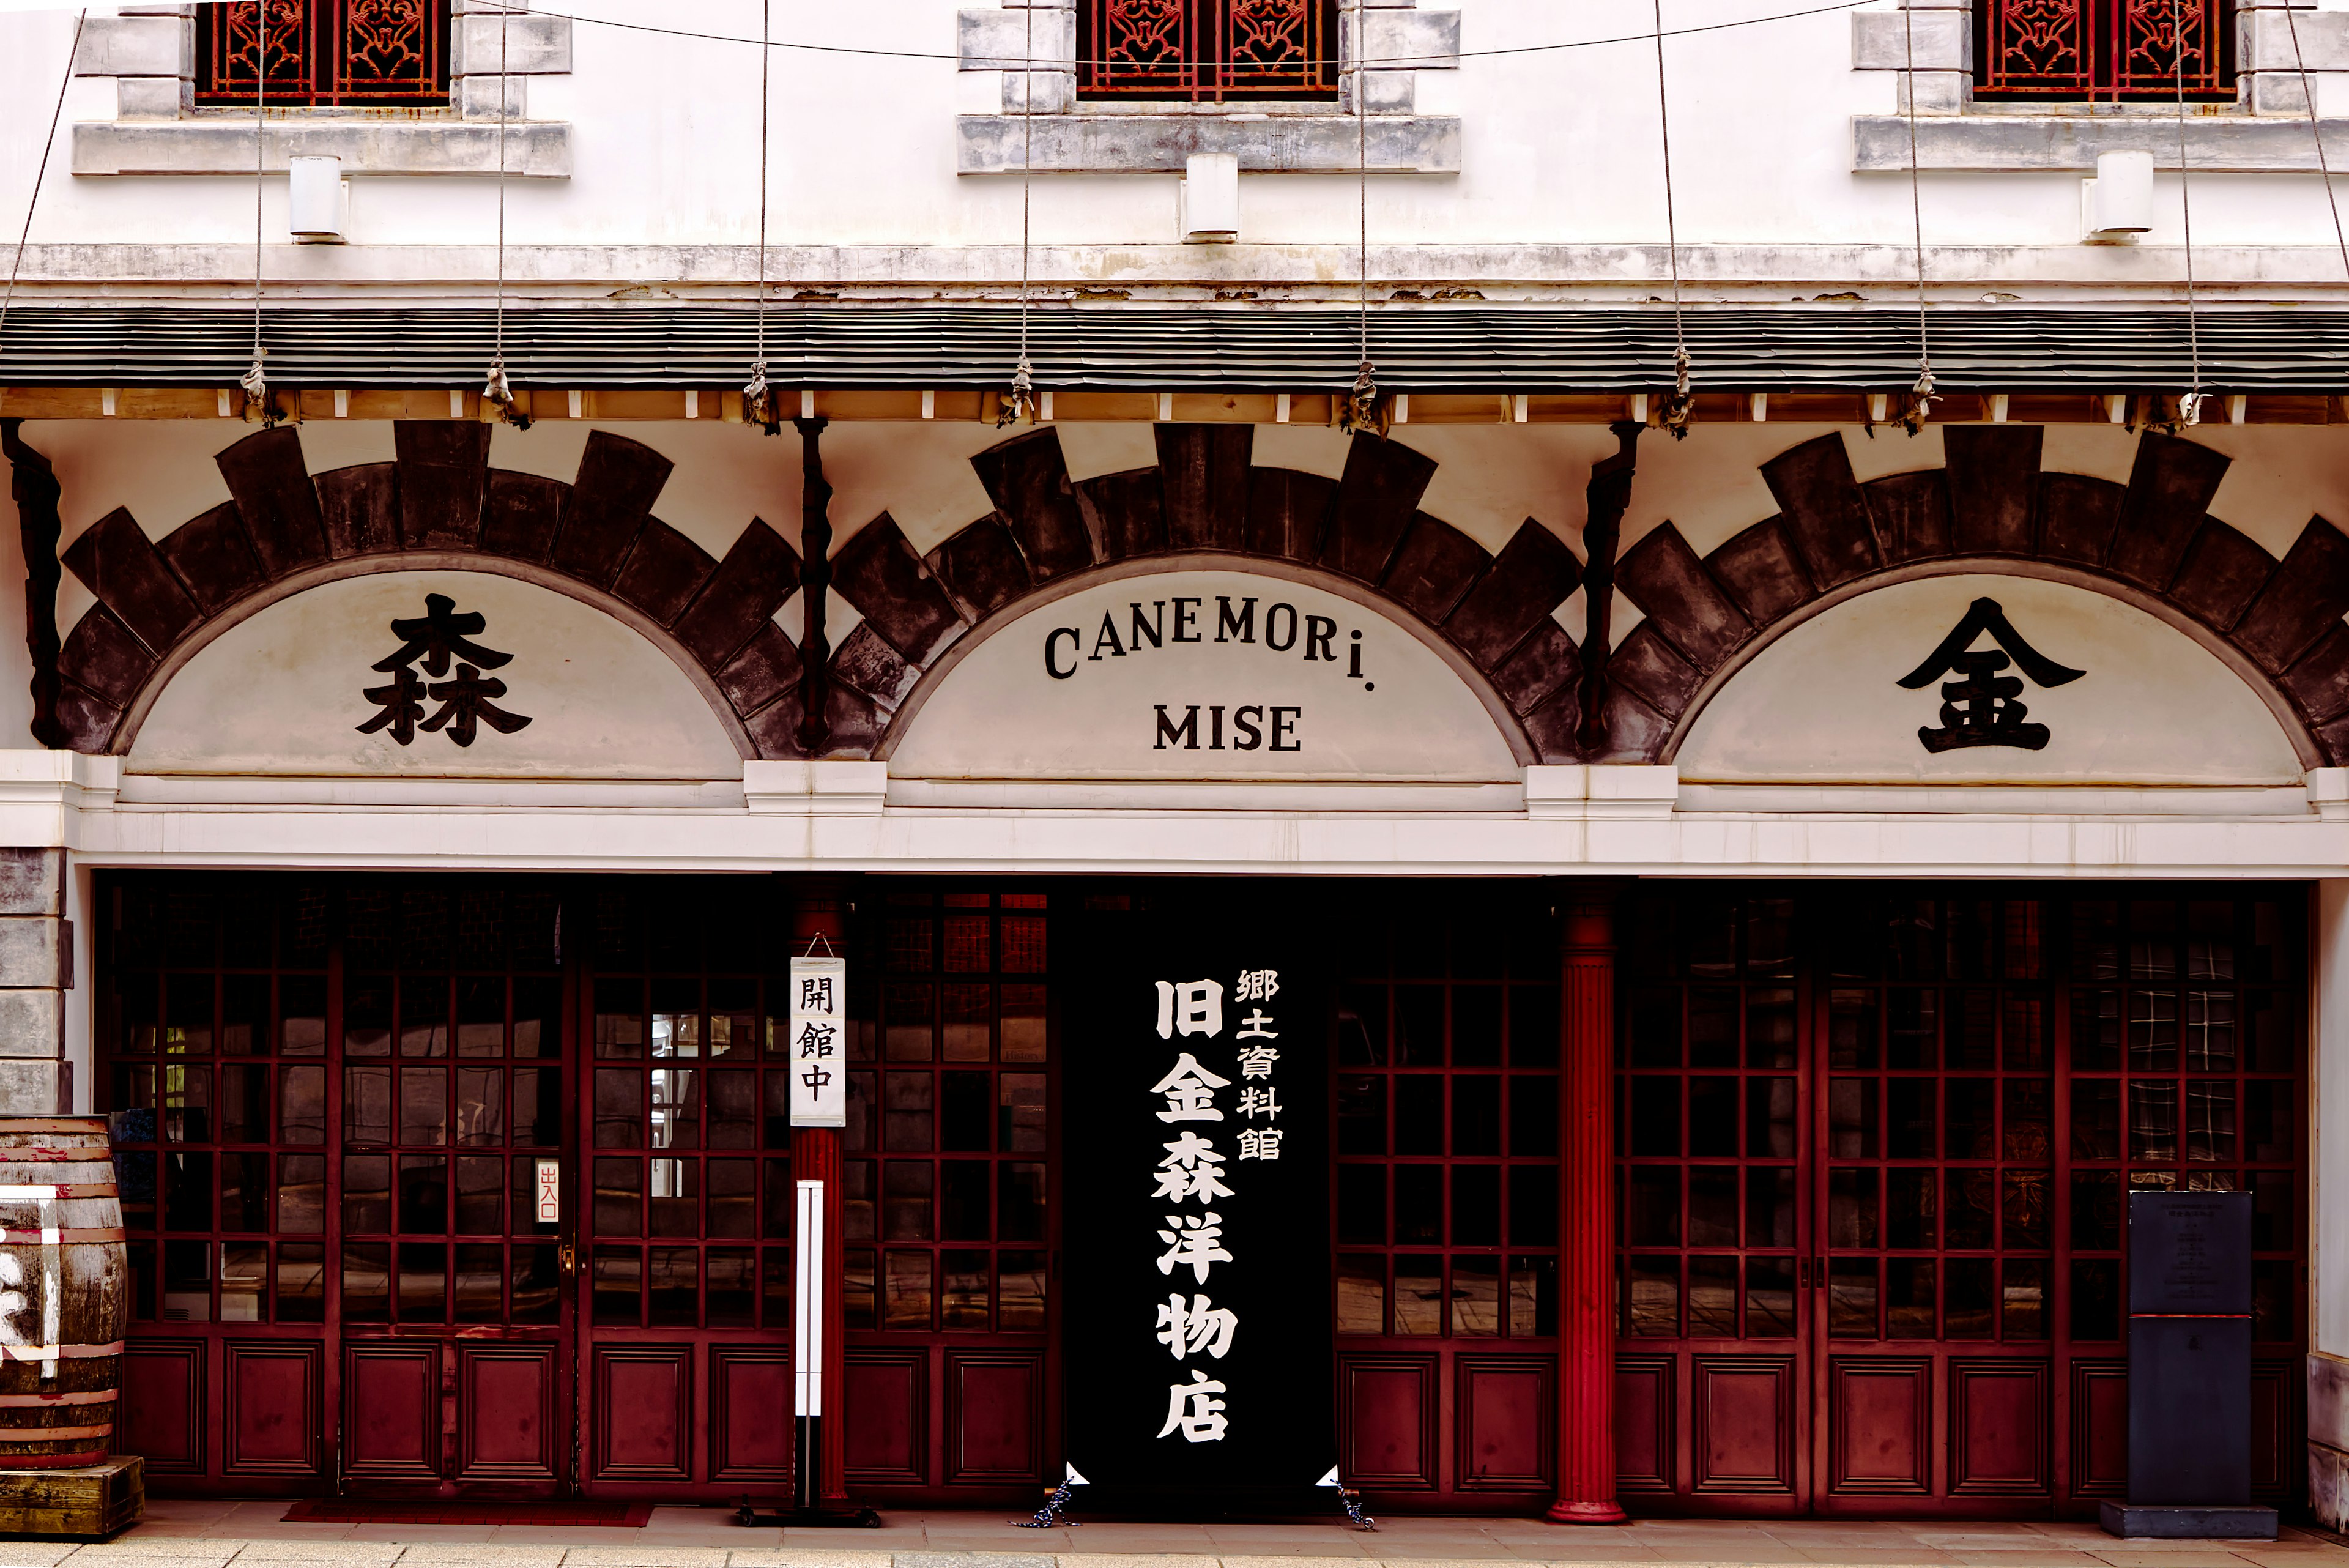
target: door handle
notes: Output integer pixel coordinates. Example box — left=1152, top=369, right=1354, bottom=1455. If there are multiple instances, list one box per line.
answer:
left=560, top=1243, right=577, bottom=1277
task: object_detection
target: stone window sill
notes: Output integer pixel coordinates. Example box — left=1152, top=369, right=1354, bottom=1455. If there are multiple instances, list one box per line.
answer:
left=1852, top=112, right=2349, bottom=169
left=72, top=116, right=571, bottom=177
left=956, top=111, right=1460, bottom=174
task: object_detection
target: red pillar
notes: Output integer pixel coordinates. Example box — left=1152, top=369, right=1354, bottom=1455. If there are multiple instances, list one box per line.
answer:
left=792, top=874, right=852, bottom=1510
left=1548, top=886, right=1627, bottom=1525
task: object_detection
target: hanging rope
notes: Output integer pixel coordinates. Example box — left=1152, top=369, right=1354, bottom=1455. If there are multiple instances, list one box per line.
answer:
left=1652, top=0, right=1691, bottom=437
left=2170, top=0, right=2205, bottom=425
left=1898, top=0, right=1934, bottom=433
left=0, top=8, right=86, bottom=363
left=2285, top=2, right=2349, bottom=284
left=1345, top=59, right=1380, bottom=434
left=241, top=0, right=272, bottom=423
left=744, top=0, right=777, bottom=433
left=998, top=0, right=1037, bottom=427
left=484, top=0, right=527, bottom=426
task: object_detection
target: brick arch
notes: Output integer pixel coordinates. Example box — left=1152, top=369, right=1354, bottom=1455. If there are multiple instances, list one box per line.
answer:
left=53, top=423, right=807, bottom=758
left=817, top=426, right=1590, bottom=763
left=1608, top=428, right=2349, bottom=770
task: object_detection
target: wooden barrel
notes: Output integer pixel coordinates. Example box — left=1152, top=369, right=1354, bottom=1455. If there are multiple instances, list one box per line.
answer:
left=0, top=1119, right=125, bottom=1470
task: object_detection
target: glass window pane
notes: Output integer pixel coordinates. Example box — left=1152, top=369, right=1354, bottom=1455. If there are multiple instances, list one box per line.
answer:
left=1394, top=1257, right=1443, bottom=1334
left=708, top=1247, right=756, bottom=1328
left=455, top=1243, right=503, bottom=1323
left=593, top=1246, right=641, bottom=1326
left=1745, top=1258, right=1795, bottom=1337
left=884, top=1072, right=934, bottom=1152
left=1625, top=1255, right=1677, bottom=1337
left=649, top=1156, right=699, bottom=1237
left=456, top=1155, right=502, bottom=1234
left=398, top=1154, right=447, bottom=1234
left=455, top=1068, right=504, bottom=1146
left=1886, top=1258, right=1935, bottom=1338
left=649, top=1247, right=698, bottom=1326
left=884, top=1162, right=933, bottom=1241
left=1687, top=1255, right=1736, bottom=1337
left=278, top=1154, right=325, bottom=1235
left=343, top=1154, right=391, bottom=1233
left=456, top=977, right=505, bottom=1058
left=513, top=1244, right=560, bottom=1323
left=1000, top=1161, right=1045, bottom=1242
left=278, top=1242, right=325, bottom=1323
left=1000, top=1250, right=1047, bottom=1332
left=1944, top=1257, right=1995, bottom=1337
left=942, top=1249, right=990, bottom=1330
left=1507, top=1255, right=1555, bottom=1337
left=1827, top=1258, right=1877, bottom=1338
left=1337, top=1254, right=1384, bottom=1335
left=595, top=1070, right=643, bottom=1150
left=343, top=1241, right=388, bottom=1323
left=1453, top=1257, right=1502, bottom=1336
left=399, top=1068, right=448, bottom=1145
left=514, top=1066, right=560, bottom=1148
left=594, top=1157, right=642, bottom=1236
left=708, top=1157, right=756, bottom=1239
left=220, top=1242, right=265, bottom=1323
left=2003, top=1258, right=2047, bottom=1340
left=885, top=1250, right=933, bottom=1330
left=397, top=1241, right=446, bottom=1321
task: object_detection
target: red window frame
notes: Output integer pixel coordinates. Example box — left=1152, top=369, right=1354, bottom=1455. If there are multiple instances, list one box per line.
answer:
left=1078, top=0, right=1342, bottom=102
left=1975, top=0, right=2235, bottom=102
left=196, top=0, right=451, bottom=109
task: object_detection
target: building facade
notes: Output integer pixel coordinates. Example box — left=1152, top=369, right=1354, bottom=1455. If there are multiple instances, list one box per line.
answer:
left=4, top=0, right=2349, bottom=1526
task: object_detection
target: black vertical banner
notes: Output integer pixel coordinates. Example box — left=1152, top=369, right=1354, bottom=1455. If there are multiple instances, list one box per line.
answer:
left=1064, top=900, right=1334, bottom=1515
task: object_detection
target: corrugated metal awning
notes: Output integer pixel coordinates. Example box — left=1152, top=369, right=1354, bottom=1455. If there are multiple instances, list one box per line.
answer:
left=0, top=302, right=2344, bottom=392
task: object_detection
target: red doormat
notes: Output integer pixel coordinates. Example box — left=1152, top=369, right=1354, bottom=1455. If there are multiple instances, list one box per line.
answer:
left=282, top=1499, right=655, bottom=1526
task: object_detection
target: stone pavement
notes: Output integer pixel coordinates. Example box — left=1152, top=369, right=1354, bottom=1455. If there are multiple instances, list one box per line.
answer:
left=0, top=1504, right=2342, bottom=1568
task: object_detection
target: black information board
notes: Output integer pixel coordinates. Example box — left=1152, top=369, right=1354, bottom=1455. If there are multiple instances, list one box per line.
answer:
left=2127, top=1191, right=2254, bottom=1509
left=1063, top=901, right=1335, bottom=1516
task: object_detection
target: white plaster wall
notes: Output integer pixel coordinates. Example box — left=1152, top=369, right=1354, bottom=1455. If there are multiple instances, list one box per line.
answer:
left=15, top=1, right=2349, bottom=273
left=128, top=568, right=743, bottom=778
left=1675, top=573, right=2305, bottom=784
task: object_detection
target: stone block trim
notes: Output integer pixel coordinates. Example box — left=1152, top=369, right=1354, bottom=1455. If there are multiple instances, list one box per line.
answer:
left=831, top=428, right=1585, bottom=767
left=1639, top=428, right=2349, bottom=770
left=0, top=850, right=69, bottom=1113
left=54, top=423, right=805, bottom=761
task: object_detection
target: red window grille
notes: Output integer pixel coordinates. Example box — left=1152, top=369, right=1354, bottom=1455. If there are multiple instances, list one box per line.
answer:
left=196, top=0, right=451, bottom=108
left=1078, top=0, right=1341, bottom=102
left=1975, top=0, right=2235, bottom=101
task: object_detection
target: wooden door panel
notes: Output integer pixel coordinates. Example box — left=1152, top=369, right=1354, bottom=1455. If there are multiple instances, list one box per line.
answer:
left=223, top=1340, right=322, bottom=1476
left=1827, top=1357, right=1930, bottom=1496
left=711, top=1348, right=795, bottom=1482
left=946, top=1351, right=1043, bottom=1485
left=2069, top=1359, right=2127, bottom=1498
left=1615, top=1354, right=1675, bottom=1494
left=1949, top=1361, right=2049, bottom=1496
left=119, top=1340, right=204, bottom=1475
left=1456, top=1356, right=1550, bottom=1492
left=1341, top=1355, right=1438, bottom=1490
left=458, top=1343, right=558, bottom=1482
left=844, top=1348, right=926, bottom=1485
left=2253, top=1359, right=2292, bottom=1499
left=343, top=1343, right=440, bottom=1481
left=591, top=1345, right=691, bottom=1482
left=1694, top=1355, right=1796, bottom=1493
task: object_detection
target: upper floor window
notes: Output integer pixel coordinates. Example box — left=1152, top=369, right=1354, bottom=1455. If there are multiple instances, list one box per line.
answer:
left=1077, top=0, right=1341, bottom=101
left=1974, top=0, right=2235, bottom=101
left=196, top=0, right=452, bottom=108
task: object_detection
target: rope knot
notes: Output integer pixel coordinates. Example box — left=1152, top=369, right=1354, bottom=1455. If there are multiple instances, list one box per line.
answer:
left=238, top=352, right=273, bottom=425
left=744, top=360, right=778, bottom=434
left=1661, top=345, right=1693, bottom=440
left=1901, top=363, right=1937, bottom=434
left=1342, top=359, right=1384, bottom=435
left=998, top=355, right=1037, bottom=428
left=484, top=358, right=529, bottom=429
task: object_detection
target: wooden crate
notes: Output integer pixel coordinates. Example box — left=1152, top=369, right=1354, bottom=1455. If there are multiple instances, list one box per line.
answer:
left=0, top=1455, right=143, bottom=1539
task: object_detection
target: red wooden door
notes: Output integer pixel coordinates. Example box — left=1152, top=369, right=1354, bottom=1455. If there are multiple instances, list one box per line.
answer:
left=333, top=880, right=574, bottom=1496
left=103, top=875, right=576, bottom=1498
left=1613, top=886, right=2306, bottom=1519
left=836, top=886, right=1055, bottom=1506
left=572, top=879, right=799, bottom=1499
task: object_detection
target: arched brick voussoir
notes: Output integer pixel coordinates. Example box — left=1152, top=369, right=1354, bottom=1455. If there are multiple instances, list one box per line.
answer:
left=1605, top=622, right=1702, bottom=724
left=2167, top=519, right=2276, bottom=635
left=2233, top=516, right=2349, bottom=675
left=610, top=519, right=719, bottom=630
left=316, top=463, right=400, bottom=559
left=971, top=428, right=1098, bottom=581
left=1616, top=522, right=1751, bottom=674
left=2112, top=431, right=2232, bottom=593
left=216, top=427, right=330, bottom=577
left=1323, top=433, right=1438, bottom=585
left=1863, top=472, right=1951, bottom=565
left=1245, top=467, right=1335, bottom=563
left=60, top=508, right=199, bottom=658
left=1441, top=520, right=1582, bottom=674
left=1078, top=467, right=1168, bottom=562
left=829, top=622, right=921, bottom=715
left=1943, top=425, right=2041, bottom=555
left=829, top=513, right=968, bottom=669
left=1380, top=513, right=1490, bottom=626
left=1761, top=433, right=1882, bottom=590
left=925, top=514, right=1034, bottom=623
left=58, top=608, right=156, bottom=715
left=393, top=421, right=490, bottom=551
left=1703, top=518, right=1816, bottom=626
left=551, top=430, right=673, bottom=591
left=1155, top=424, right=1252, bottom=553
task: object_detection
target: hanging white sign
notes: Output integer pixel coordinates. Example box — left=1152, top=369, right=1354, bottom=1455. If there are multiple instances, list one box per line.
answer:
left=789, top=956, right=848, bottom=1128
left=534, top=1159, right=561, bottom=1224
